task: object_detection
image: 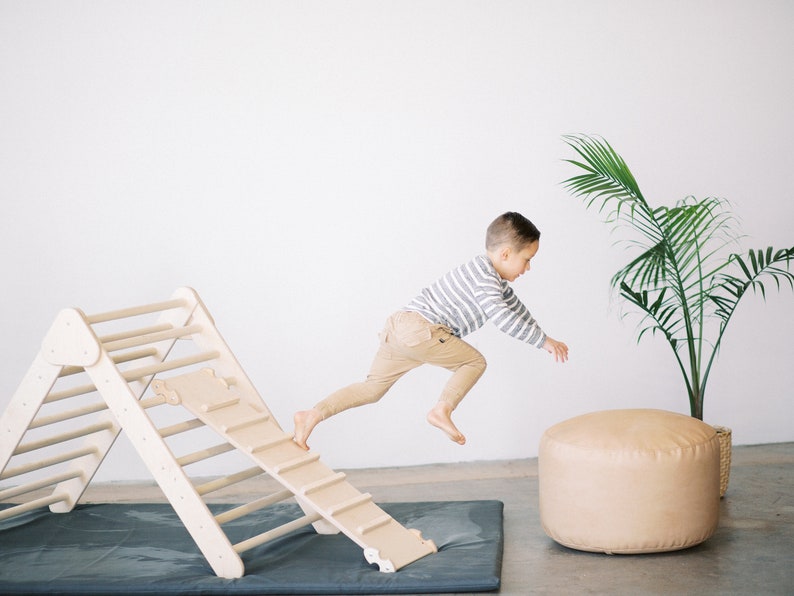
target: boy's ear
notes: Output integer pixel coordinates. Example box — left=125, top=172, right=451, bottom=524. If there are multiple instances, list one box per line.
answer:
left=498, top=246, right=512, bottom=261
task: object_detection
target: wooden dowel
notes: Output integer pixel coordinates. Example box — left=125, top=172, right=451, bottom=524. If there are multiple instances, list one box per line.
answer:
left=0, top=470, right=83, bottom=501
left=176, top=442, right=234, bottom=467
left=15, top=421, right=114, bottom=454
left=233, top=512, right=323, bottom=554
left=0, top=446, right=98, bottom=480
left=112, top=347, right=160, bottom=365
left=29, top=401, right=109, bottom=429
left=102, top=325, right=203, bottom=353
left=0, top=492, right=70, bottom=522
left=60, top=347, right=159, bottom=378
left=139, top=395, right=166, bottom=409
left=44, top=382, right=99, bottom=403
left=122, top=351, right=220, bottom=382
left=158, top=418, right=205, bottom=438
left=45, top=343, right=174, bottom=402
left=195, top=466, right=263, bottom=496
left=214, top=489, right=294, bottom=525
left=97, top=323, right=172, bottom=344
left=86, top=298, right=187, bottom=324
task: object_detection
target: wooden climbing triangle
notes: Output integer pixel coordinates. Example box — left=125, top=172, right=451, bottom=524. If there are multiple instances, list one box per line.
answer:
left=0, top=288, right=436, bottom=578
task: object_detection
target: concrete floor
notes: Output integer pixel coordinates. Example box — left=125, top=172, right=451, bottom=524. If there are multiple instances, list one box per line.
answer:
left=81, top=442, right=794, bottom=595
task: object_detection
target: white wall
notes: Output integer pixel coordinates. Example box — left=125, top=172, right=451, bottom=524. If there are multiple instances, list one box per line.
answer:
left=1, top=0, right=792, bottom=481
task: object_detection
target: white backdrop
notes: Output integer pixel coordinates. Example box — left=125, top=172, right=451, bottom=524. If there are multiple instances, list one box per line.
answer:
left=1, top=0, right=792, bottom=481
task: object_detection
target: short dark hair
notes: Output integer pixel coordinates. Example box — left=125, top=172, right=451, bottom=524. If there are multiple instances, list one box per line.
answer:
left=485, top=212, right=540, bottom=251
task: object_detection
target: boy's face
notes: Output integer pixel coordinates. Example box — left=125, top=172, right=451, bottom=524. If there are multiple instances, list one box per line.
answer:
left=492, top=240, right=539, bottom=281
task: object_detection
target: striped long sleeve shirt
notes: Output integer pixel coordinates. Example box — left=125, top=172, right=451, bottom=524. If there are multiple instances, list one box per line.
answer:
left=404, top=254, right=547, bottom=348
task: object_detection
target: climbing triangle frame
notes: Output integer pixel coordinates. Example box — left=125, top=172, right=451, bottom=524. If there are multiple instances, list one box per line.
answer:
left=0, top=288, right=436, bottom=578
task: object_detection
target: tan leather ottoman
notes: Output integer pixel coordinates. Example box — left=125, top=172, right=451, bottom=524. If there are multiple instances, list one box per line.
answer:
left=538, top=409, right=720, bottom=554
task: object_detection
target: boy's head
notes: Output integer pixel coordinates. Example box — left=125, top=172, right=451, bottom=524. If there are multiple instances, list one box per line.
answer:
left=486, top=212, right=541, bottom=282
left=485, top=212, right=540, bottom=251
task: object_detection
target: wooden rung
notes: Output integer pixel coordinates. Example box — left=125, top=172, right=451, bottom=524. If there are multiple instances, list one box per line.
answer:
left=0, top=470, right=83, bottom=501
left=86, top=298, right=187, bottom=324
left=102, top=324, right=203, bottom=353
left=159, top=418, right=205, bottom=438
left=0, top=492, right=70, bottom=522
left=44, top=382, right=99, bottom=403
left=222, top=413, right=270, bottom=433
left=0, top=446, right=98, bottom=480
left=60, top=347, right=159, bottom=377
left=16, top=421, right=114, bottom=454
left=176, top=442, right=235, bottom=466
left=232, top=512, right=323, bottom=554
left=195, top=466, right=263, bottom=496
left=122, top=351, right=220, bottom=382
left=201, top=396, right=239, bottom=413
left=97, top=323, right=173, bottom=344
left=328, top=493, right=373, bottom=516
left=250, top=434, right=293, bottom=454
left=139, top=394, right=166, bottom=409
left=29, top=401, right=109, bottom=429
left=301, top=472, right=347, bottom=495
left=214, top=489, right=294, bottom=525
left=273, top=452, right=320, bottom=474
left=110, top=347, right=159, bottom=365
left=357, top=514, right=393, bottom=535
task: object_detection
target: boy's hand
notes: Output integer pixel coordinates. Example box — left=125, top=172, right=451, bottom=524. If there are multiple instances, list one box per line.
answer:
left=543, top=337, right=569, bottom=363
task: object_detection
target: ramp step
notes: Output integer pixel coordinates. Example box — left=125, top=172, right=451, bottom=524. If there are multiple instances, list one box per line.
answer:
left=328, top=492, right=373, bottom=516
left=301, top=472, right=347, bottom=495
left=250, top=434, right=294, bottom=454
left=357, top=514, right=393, bottom=535
left=223, top=413, right=270, bottom=432
left=201, top=396, right=239, bottom=412
left=274, top=452, right=320, bottom=473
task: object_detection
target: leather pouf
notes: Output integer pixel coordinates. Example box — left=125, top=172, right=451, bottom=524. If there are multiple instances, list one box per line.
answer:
left=539, top=409, right=720, bottom=554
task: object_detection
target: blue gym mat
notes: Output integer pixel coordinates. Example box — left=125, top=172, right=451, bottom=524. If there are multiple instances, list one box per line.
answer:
left=0, top=500, right=503, bottom=594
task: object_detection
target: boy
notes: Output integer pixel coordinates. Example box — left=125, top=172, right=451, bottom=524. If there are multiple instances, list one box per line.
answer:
left=293, top=212, right=568, bottom=450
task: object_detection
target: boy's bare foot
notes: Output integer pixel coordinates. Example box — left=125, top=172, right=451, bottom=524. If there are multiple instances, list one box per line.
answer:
left=293, top=408, right=322, bottom=450
left=427, top=402, right=466, bottom=445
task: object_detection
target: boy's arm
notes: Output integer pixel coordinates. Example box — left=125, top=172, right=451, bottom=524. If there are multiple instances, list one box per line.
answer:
left=542, top=336, right=569, bottom=363
left=482, top=283, right=547, bottom=348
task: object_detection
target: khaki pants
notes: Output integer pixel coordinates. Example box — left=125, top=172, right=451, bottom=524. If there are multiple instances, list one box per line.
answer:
left=315, top=311, right=487, bottom=419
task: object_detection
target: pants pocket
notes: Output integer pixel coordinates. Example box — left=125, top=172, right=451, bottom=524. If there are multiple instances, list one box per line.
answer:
left=389, top=311, right=433, bottom=347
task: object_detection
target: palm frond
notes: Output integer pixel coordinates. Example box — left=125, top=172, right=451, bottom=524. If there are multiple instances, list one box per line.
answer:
left=562, top=135, right=662, bottom=246
left=711, top=246, right=794, bottom=325
left=562, top=134, right=793, bottom=420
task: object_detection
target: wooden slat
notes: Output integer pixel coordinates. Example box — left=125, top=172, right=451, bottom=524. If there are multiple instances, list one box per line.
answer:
left=233, top=512, right=323, bottom=554
left=86, top=298, right=187, bottom=324
left=213, top=489, right=294, bottom=524
left=0, top=493, right=69, bottom=522
left=0, top=446, right=98, bottom=480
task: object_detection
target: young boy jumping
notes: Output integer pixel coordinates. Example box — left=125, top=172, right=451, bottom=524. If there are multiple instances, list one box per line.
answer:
left=293, top=212, right=568, bottom=450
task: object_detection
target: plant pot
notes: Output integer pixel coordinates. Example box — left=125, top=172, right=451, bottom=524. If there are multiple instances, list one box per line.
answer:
left=713, top=425, right=732, bottom=497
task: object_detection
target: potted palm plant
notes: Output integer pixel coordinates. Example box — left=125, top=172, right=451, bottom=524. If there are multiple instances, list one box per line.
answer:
left=561, top=134, right=793, bottom=495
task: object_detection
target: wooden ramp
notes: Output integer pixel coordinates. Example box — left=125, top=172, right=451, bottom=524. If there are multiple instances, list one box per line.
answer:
left=0, top=288, right=436, bottom=578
